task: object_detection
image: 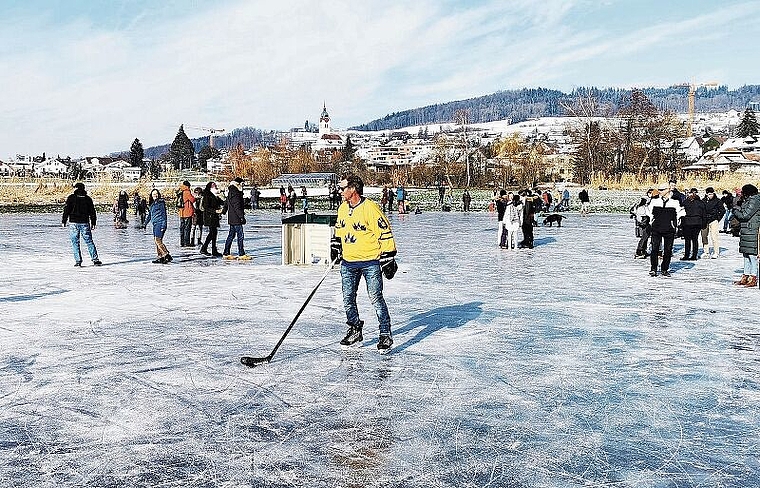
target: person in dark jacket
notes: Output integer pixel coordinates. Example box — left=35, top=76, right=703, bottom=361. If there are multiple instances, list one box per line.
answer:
left=518, top=190, right=537, bottom=249
left=495, top=189, right=508, bottom=247
left=578, top=188, right=590, bottom=216
left=62, top=182, right=102, bottom=267
left=143, top=189, right=172, bottom=264
left=200, top=181, right=224, bottom=257
left=700, top=187, right=725, bottom=259
left=462, top=189, right=472, bottom=212
left=116, top=190, right=129, bottom=224
left=732, top=184, right=760, bottom=287
left=646, top=184, right=685, bottom=277
left=680, top=188, right=706, bottom=261
left=222, top=177, right=249, bottom=259
left=669, top=180, right=686, bottom=205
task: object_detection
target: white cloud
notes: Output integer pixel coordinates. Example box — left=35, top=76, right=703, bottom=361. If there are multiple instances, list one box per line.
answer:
left=0, top=0, right=758, bottom=157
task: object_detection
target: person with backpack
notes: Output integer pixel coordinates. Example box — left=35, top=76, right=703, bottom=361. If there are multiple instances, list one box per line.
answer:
left=143, top=188, right=172, bottom=264
left=177, top=180, right=195, bottom=247
left=222, top=177, right=250, bottom=260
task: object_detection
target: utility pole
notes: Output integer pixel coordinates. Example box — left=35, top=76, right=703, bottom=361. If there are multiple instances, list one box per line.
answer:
left=454, top=109, right=470, bottom=187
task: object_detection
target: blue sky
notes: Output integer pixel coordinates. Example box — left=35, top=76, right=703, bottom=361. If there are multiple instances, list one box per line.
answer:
left=1, top=0, right=759, bottom=157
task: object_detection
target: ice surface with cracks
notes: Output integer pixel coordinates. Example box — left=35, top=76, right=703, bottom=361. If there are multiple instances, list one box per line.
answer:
left=0, top=209, right=758, bottom=487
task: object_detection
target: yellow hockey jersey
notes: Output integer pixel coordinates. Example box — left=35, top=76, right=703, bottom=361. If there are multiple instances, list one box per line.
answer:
left=335, top=197, right=396, bottom=262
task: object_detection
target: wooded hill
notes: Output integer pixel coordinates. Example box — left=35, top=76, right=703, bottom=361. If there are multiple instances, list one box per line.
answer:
left=350, top=85, right=760, bottom=131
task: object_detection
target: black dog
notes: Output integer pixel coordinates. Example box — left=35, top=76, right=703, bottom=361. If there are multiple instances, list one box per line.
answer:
left=542, top=214, right=565, bottom=227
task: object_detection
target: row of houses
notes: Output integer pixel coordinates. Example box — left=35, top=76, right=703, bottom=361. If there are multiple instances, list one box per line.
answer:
left=0, top=156, right=148, bottom=180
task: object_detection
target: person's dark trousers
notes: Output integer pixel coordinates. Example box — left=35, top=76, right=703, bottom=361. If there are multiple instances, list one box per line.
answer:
left=201, top=227, right=219, bottom=254
left=650, top=231, right=675, bottom=272
left=223, top=224, right=245, bottom=256
left=682, top=225, right=701, bottom=259
left=180, top=217, right=192, bottom=246
left=636, top=228, right=651, bottom=255
left=521, top=222, right=534, bottom=247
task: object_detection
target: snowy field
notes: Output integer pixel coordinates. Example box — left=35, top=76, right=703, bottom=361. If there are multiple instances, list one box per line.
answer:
left=1, top=209, right=759, bottom=487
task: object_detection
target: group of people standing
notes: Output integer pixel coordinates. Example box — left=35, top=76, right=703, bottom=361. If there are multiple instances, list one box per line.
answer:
left=63, top=177, right=253, bottom=266
left=629, top=180, right=760, bottom=284
left=380, top=184, right=408, bottom=214
left=493, top=189, right=543, bottom=249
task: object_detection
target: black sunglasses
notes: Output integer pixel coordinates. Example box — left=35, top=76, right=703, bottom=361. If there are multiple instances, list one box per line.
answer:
left=339, top=185, right=351, bottom=191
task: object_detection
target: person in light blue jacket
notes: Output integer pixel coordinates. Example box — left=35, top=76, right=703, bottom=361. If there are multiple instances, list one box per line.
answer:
left=395, top=184, right=407, bottom=214
left=144, top=189, right=172, bottom=264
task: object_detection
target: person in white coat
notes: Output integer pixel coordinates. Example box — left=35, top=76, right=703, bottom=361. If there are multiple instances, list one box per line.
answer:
left=502, top=193, right=523, bottom=249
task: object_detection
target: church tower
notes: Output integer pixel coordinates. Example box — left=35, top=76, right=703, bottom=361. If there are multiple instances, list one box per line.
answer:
left=319, top=103, right=331, bottom=136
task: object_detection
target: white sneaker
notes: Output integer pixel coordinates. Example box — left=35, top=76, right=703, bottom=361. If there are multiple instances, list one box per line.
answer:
left=711, top=253, right=718, bottom=259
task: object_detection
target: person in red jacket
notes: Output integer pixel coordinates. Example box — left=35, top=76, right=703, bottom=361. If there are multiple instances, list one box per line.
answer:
left=178, top=180, right=196, bottom=247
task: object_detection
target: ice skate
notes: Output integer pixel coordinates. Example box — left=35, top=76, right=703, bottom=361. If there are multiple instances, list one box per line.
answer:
left=340, top=320, right=364, bottom=346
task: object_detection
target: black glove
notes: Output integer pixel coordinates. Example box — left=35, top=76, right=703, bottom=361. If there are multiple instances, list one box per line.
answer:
left=379, top=250, right=398, bottom=279
left=241, top=216, right=246, bottom=225
left=330, top=236, right=342, bottom=263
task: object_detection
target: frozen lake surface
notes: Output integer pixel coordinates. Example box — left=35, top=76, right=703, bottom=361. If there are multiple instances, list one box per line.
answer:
left=1, top=209, right=758, bottom=487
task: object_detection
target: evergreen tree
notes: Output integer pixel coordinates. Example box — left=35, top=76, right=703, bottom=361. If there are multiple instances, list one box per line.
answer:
left=197, top=145, right=221, bottom=169
left=736, top=108, right=759, bottom=137
left=129, top=138, right=145, bottom=174
left=342, top=135, right=356, bottom=162
left=169, top=125, right=196, bottom=170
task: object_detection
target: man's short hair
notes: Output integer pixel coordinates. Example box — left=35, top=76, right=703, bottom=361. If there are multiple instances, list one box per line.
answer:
left=342, top=174, right=364, bottom=195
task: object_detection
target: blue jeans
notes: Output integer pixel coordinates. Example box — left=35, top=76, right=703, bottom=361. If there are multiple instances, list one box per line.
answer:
left=69, top=223, right=99, bottom=264
left=723, top=209, right=733, bottom=231
left=180, top=217, right=192, bottom=246
left=341, top=262, right=391, bottom=335
left=223, top=224, right=245, bottom=255
left=743, top=253, right=758, bottom=275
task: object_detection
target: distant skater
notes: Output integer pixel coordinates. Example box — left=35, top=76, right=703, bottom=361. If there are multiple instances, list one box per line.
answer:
left=578, top=188, right=590, bottom=216
left=62, top=182, right=102, bottom=267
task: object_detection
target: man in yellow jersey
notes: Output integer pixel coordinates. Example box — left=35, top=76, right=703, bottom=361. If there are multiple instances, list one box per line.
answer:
left=331, top=174, right=398, bottom=351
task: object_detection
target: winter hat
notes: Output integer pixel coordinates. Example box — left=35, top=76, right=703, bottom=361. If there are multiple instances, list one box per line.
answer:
left=182, top=180, right=191, bottom=187
left=741, top=184, right=758, bottom=197
left=74, top=182, right=85, bottom=191
left=705, top=187, right=715, bottom=194
left=499, top=189, right=507, bottom=197
left=233, top=177, right=244, bottom=184
left=689, top=188, right=699, bottom=194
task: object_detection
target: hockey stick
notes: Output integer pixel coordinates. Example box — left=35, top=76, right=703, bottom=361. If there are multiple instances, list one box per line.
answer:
left=241, top=258, right=338, bottom=367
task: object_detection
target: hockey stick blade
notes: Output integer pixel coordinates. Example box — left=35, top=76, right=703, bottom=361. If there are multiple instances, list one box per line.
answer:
left=240, top=356, right=270, bottom=367
left=240, top=258, right=338, bottom=368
